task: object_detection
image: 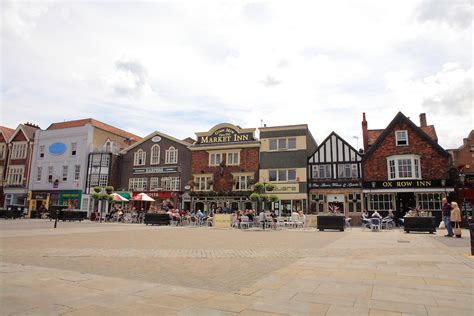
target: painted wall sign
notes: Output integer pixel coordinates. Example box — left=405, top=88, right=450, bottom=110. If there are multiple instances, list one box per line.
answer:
left=133, top=166, right=178, bottom=175
left=152, top=136, right=162, bottom=142
left=48, top=142, right=67, bottom=155
left=363, top=179, right=452, bottom=189
left=309, top=181, right=361, bottom=189
left=271, top=183, right=299, bottom=193
left=197, top=127, right=254, bottom=145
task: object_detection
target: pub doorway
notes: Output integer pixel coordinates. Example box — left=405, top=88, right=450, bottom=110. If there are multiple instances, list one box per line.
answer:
left=396, top=192, right=416, bottom=216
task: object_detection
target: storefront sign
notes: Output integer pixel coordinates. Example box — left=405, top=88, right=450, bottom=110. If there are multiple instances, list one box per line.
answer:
left=133, top=166, right=178, bottom=174
left=33, top=192, right=48, bottom=200
left=363, top=179, right=452, bottom=189
left=197, top=127, right=254, bottom=145
left=133, top=191, right=174, bottom=199
left=309, top=181, right=361, bottom=189
left=272, top=183, right=299, bottom=193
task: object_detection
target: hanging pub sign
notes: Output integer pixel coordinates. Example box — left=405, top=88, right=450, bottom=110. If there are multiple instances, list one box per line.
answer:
left=363, top=179, right=453, bottom=189
left=195, top=124, right=255, bottom=145
left=309, top=181, right=361, bottom=189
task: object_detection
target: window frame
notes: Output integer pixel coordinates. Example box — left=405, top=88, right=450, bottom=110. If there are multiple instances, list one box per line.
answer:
left=36, top=166, right=42, bottom=182
left=62, top=165, right=68, bottom=182
left=268, top=169, right=297, bottom=182
left=268, top=137, right=297, bottom=151
left=11, top=142, right=27, bottom=159
left=395, top=130, right=408, bottom=146
left=74, top=165, right=81, bottom=181
left=165, top=146, right=178, bottom=164
left=150, top=144, right=161, bottom=165
left=134, top=149, right=146, bottom=166
left=71, top=142, right=77, bottom=156
left=386, top=154, right=421, bottom=180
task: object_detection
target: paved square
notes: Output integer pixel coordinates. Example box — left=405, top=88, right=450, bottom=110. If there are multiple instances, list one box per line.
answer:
left=0, top=220, right=472, bottom=315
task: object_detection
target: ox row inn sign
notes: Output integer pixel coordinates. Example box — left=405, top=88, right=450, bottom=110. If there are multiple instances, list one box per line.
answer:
left=363, top=179, right=453, bottom=189
left=195, top=123, right=256, bottom=145
left=133, top=166, right=178, bottom=175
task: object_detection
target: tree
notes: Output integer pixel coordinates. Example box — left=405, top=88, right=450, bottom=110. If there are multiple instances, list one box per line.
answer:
left=92, top=186, right=114, bottom=222
left=249, top=182, right=279, bottom=212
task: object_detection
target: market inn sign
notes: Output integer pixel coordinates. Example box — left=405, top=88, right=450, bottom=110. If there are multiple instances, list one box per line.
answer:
left=363, top=179, right=452, bottom=189
left=195, top=124, right=256, bottom=145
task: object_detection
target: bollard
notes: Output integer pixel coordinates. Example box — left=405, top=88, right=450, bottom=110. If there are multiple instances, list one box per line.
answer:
left=469, top=223, right=474, bottom=256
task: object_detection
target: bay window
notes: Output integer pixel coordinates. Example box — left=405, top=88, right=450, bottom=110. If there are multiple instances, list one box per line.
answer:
left=386, top=155, right=421, bottom=180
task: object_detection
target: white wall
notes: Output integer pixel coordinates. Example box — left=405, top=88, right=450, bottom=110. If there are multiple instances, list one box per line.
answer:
left=29, top=125, right=93, bottom=192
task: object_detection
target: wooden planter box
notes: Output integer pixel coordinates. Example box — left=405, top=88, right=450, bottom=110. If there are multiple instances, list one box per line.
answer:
left=144, top=213, right=170, bottom=226
left=0, top=209, right=22, bottom=219
left=49, top=210, right=87, bottom=221
left=317, top=215, right=345, bottom=231
left=404, top=216, right=436, bottom=234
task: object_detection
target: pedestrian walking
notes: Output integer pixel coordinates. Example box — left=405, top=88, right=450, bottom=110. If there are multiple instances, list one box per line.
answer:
left=442, top=198, right=453, bottom=237
left=450, top=202, right=462, bottom=238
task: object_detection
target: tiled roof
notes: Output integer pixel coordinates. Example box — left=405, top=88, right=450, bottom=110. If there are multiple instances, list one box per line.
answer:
left=47, top=118, right=142, bottom=141
left=182, top=137, right=196, bottom=144
left=0, top=126, right=15, bottom=141
left=420, top=125, right=438, bottom=142
left=368, top=126, right=437, bottom=146
left=20, top=124, right=40, bottom=140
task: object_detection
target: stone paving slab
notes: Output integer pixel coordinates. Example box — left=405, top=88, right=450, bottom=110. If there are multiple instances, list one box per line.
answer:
left=0, top=221, right=472, bottom=316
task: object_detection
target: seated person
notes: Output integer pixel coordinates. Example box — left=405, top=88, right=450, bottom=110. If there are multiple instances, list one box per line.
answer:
left=196, top=209, right=205, bottom=220
left=361, top=209, right=370, bottom=227
left=371, top=210, right=382, bottom=219
left=384, top=209, right=394, bottom=220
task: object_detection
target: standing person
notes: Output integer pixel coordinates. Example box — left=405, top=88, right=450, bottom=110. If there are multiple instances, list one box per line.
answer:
left=450, top=202, right=462, bottom=238
left=442, top=198, right=453, bottom=237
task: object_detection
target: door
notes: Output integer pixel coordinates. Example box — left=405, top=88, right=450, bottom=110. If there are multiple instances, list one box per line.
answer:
left=396, top=192, right=415, bottom=216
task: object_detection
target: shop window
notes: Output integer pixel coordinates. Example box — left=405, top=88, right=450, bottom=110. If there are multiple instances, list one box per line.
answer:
left=395, top=130, right=408, bottom=146
left=416, top=193, right=442, bottom=211
left=150, top=145, right=160, bottom=165
left=368, top=193, right=393, bottom=211
left=348, top=193, right=362, bottom=212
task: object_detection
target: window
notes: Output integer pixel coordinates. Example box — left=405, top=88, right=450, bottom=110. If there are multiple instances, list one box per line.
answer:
left=161, top=177, right=181, bottom=191
left=99, top=174, right=108, bottom=186
left=62, top=165, right=68, bottom=181
left=395, top=130, right=408, bottom=146
left=387, top=155, right=421, bottom=180
left=11, top=142, right=27, bottom=159
left=0, top=143, right=6, bottom=159
left=74, top=165, right=80, bottom=181
left=209, top=153, right=222, bottom=166
left=150, top=177, right=160, bottom=190
left=269, top=169, right=297, bottom=182
left=7, top=166, right=24, bottom=185
left=71, top=142, right=77, bottom=156
left=134, top=149, right=146, bottom=166
left=227, top=152, right=239, bottom=166
left=368, top=193, right=393, bottom=211
left=0, top=166, right=3, bottom=179
left=269, top=138, right=297, bottom=151
left=105, top=141, right=111, bottom=152
left=348, top=193, right=362, bottom=213
left=36, top=166, right=42, bottom=182
left=39, top=145, right=45, bottom=158
left=101, top=155, right=110, bottom=167
left=150, top=145, right=160, bottom=165
left=91, top=154, right=101, bottom=166
left=129, top=178, right=147, bottom=191
left=48, top=166, right=54, bottom=182
left=233, top=174, right=252, bottom=191
left=416, top=193, right=442, bottom=211
left=195, top=176, right=212, bottom=191
left=312, top=165, right=332, bottom=179
left=90, top=174, right=99, bottom=186
left=337, top=164, right=358, bottom=179
left=165, top=147, right=178, bottom=164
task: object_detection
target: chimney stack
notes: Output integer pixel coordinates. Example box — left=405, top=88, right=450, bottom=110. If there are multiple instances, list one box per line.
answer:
left=419, top=113, right=427, bottom=127
left=362, top=112, right=368, bottom=151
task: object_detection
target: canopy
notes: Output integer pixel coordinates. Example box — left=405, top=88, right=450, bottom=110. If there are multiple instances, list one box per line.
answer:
left=130, top=193, right=155, bottom=202
left=111, top=193, right=128, bottom=202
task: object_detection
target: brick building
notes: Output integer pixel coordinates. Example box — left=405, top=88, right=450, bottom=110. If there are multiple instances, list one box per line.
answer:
left=119, top=131, right=192, bottom=210
left=189, top=123, right=260, bottom=213
left=3, top=123, right=41, bottom=209
left=259, top=124, right=317, bottom=215
left=362, top=112, right=452, bottom=223
left=308, top=132, right=363, bottom=219
left=0, top=126, right=16, bottom=207
left=448, top=130, right=474, bottom=214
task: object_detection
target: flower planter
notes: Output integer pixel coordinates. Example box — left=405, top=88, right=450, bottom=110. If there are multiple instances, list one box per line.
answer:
left=404, top=216, right=436, bottom=234
left=144, top=213, right=170, bottom=226
left=316, top=215, right=345, bottom=231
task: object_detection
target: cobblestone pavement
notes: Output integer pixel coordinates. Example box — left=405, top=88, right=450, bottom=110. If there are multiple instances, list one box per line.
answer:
left=0, top=220, right=473, bottom=315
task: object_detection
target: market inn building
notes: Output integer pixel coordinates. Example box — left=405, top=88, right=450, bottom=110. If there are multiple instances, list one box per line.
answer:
left=361, top=112, right=453, bottom=223
left=308, top=132, right=363, bottom=218
left=259, top=124, right=317, bottom=215
left=189, top=123, right=260, bottom=213
left=119, top=131, right=192, bottom=210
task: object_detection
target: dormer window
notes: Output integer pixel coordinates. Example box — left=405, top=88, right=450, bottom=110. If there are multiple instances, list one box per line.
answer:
left=395, top=130, right=408, bottom=146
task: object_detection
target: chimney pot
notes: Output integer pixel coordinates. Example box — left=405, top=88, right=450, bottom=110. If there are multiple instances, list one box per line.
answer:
left=419, top=113, right=427, bottom=127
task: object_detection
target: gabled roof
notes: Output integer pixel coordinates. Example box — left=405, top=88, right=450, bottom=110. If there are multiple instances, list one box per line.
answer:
left=47, top=118, right=141, bottom=141
left=8, top=124, right=40, bottom=142
left=363, top=112, right=449, bottom=159
left=120, top=130, right=192, bottom=154
left=0, top=126, right=15, bottom=142
left=308, top=131, right=362, bottom=162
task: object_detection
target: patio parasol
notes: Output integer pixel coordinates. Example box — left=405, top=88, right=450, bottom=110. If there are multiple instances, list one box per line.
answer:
left=130, top=193, right=155, bottom=202
left=111, top=193, right=129, bottom=202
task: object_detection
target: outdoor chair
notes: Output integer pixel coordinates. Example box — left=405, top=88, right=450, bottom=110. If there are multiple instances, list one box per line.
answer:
left=370, top=218, right=381, bottom=231
left=345, top=217, right=352, bottom=230
left=381, top=218, right=394, bottom=230
left=240, top=216, right=251, bottom=229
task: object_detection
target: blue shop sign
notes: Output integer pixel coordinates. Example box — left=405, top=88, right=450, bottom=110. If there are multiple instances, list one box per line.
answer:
left=49, top=142, right=67, bottom=155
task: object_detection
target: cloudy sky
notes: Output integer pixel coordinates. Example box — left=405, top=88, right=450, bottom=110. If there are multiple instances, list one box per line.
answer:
left=1, top=0, right=472, bottom=149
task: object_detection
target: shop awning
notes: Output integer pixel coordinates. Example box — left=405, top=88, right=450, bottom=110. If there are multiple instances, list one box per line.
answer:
left=117, top=192, right=131, bottom=200
left=111, top=193, right=128, bottom=202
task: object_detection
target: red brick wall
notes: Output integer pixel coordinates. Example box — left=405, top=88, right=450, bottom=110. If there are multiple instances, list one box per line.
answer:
left=191, top=147, right=259, bottom=192
left=363, top=121, right=449, bottom=181
left=451, top=131, right=474, bottom=170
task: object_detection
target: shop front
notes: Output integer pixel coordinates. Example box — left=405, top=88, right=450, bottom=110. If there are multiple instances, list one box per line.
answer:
left=269, top=183, right=307, bottom=216
left=59, top=190, right=82, bottom=209
left=28, top=191, right=50, bottom=218
left=3, top=187, right=28, bottom=208
left=309, top=181, right=363, bottom=218
left=363, top=179, right=454, bottom=224
left=191, top=193, right=254, bottom=215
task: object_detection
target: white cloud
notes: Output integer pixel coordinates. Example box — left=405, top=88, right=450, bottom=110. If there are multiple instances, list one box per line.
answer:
left=1, top=0, right=471, bottom=149
left=416, top=0, right=472, bottom=29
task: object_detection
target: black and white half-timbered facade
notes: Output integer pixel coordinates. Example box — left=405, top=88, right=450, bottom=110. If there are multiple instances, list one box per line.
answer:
left=308, top=132, right=363, bottom=217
